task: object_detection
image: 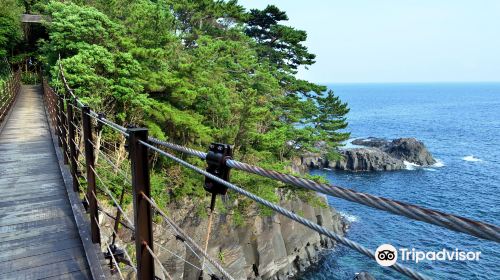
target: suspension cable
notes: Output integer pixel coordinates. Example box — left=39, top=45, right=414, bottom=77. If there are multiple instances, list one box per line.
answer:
left=100, top=211, right=138, bottom=273
left=88, top=140, right=132, bottom=184
left=154, top=242, right=203, bottom=271
left=139, top=140, right=429, bottom=280
left=140, top=193, right=235, bottom=280
left=94, top=218, right=126, bottom=280
left=152, top=216, right=216, bottom=276
left=148, top=137, right=500, bottom=243
left=144, top=244, right=173, bottom=280
left=89, top=165, right=135, bottom=229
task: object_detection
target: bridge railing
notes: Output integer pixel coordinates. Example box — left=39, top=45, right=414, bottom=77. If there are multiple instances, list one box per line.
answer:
left=41, top=61, right=500, bottom=280
left=0, top=70, right=21, bottom=125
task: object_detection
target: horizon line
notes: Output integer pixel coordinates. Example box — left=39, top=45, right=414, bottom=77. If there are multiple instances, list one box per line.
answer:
left=314, top=80, right=500, bottom=85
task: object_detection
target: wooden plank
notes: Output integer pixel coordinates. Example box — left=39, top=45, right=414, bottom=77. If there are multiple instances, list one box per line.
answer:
left=0, top=173, right=62, bottom=185
left=0, top=257, right=89, bottom=280
left=0, top=166, right=62, bottom=179
left=0, top=246, right=86, bottom=273
left=0, top=237, right=83, bottom=262
left=0, top=152, right=55, bottom=164
left=0, top=85, right=92, bottom=280
left=0, top=229, right=80, bottom=250
left=0, top=195, right=68, bottom=209
left=0, top=219, right=77, bottom=242
left=1, top=187, right=67, bottom=202
left=43, top=269, right=92, bottom=280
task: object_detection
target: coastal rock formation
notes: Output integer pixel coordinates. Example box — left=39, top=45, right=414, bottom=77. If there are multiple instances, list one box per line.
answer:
left=335, top=138, right=436, bottom=171
left=99, top=193, right=347, bottom=280
left=301, top=152, right=328, bottom=169
left=334, top=148, right=405, bottom=171
left=384, top=138, right=436, bottom=166
left=353, top=271, right=376, bottom=280
left=299, top=137, right=436, bottom=171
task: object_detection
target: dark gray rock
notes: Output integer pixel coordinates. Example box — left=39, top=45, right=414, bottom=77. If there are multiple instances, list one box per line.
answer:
left=334, top=137, right=436, bottom=171
left=334, top=148, right=405, bottom=171
left=384, top=138, right=436, bottom=166
left=351, top=137, right=388, bottom=148
left=354, top=271, right=376, bottom=280
left=128, top=191, right=349, bottom=280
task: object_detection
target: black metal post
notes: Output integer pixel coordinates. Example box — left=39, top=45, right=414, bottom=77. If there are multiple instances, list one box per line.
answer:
left=67, top=98, right=79, bottom=192
left=59, top=95, right=69, bottom=164
left=82, top=106, right=100, bottom=244
left=129, top=128, right=154, bottom=280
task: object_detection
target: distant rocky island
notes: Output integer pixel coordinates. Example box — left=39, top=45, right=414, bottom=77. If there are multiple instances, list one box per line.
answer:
left=301, top=137, right=437, bottom=171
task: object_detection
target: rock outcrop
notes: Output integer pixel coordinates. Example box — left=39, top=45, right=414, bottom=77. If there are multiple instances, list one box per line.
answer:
left=384, top=138, right=436, bottom=166
left=335, top=138, right=436, bottom=171
left=298, top=137, right=436, bottom=172
left=99, top=192, right=347, bottom=280
left=334, top=148, right=405, bottom=171
left=353, top=271, right=376, bottom=280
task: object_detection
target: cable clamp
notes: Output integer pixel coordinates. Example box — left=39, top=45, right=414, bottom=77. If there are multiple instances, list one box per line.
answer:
left=204, top=143, right=232, bottom=195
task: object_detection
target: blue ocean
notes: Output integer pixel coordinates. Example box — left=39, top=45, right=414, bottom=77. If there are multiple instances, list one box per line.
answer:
left=299, top=83, right=500, bottom=279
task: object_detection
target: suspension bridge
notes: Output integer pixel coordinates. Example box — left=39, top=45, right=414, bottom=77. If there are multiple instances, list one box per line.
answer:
left=0, top=64, right=499, bottom=280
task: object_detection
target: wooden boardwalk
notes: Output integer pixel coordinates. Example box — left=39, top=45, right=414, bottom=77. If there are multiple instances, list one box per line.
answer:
left=0, top=85, right=92, bottom=279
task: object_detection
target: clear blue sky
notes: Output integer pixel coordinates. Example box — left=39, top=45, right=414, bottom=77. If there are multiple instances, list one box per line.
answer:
left=238, top=0, right=500, bottom=83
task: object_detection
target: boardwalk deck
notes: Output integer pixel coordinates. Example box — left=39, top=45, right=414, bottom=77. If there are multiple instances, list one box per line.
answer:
left=0, top=85, right=92, bottom=279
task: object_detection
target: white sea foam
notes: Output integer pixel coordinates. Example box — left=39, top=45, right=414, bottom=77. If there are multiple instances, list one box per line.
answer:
left=432, top=159, right=445, bottom=167
left=424, top=168, right=437, bottom=172
left=339, top=211, right=359, bottom=223
left=404, top=161, right=421, bottom=170
left=462, top=155, right=482, bottom=162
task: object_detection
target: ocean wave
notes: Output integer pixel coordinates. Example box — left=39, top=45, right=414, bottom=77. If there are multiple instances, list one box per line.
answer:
left=432, top=159, right=445, bottom=167
left=424, top=168, right=437, bottom=172
left=404, top=161, right=421, bottom=170
left=462, top=155, right=482, bottom=162
left=339, top=211, right=359, bottom=223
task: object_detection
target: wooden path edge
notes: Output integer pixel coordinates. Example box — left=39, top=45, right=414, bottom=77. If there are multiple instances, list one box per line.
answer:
left=41, top=89, right=112, bottom=280
left=0, top=87, right=21, bottom=135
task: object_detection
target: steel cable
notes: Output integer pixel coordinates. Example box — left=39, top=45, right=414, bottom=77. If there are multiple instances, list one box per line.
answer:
left=89, top=165, right=135, bottom=229
left=145, top=244, right=173, bottom=280
left=154, top=242, right=203, bottom=271
left=94, top=218, right=126, bottom=280
left=100, top=211, right=138, bottom=273
left=139, top=140, right=429, bottom=280
left=225, top=160, right=500, bottom=242
left=140, top=193, right=235, bottom=280
left=147, top=137, right=500, bottom=243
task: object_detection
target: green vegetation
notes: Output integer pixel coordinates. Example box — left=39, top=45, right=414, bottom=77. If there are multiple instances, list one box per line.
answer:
left=0, top=0, right=23, bottom=77
left=1, top=0, right=350, bottom=221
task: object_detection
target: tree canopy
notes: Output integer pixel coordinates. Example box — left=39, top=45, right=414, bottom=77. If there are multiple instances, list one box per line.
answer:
left=3, top=0, right=350, bottom=216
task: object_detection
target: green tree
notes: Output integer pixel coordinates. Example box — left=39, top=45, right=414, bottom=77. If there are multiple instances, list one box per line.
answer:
left=245, top=5, right=324, bottom=95
left=314, top=90, right=350, bottom=151
left=34, top=0, right=351, bottom=218
left=0, top=0, right=23, bottom=71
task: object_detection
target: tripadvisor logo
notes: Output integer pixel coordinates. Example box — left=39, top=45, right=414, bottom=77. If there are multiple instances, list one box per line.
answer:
left=375, top=244, right=481, bottom=266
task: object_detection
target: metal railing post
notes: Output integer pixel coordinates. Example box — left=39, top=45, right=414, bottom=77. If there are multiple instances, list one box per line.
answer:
left=82, top=105, right=100, bottom=244
left=59, top=95, right=69, bottom=163
left=129, top=128, right=155, bottom=280
left=67, top=98, right=79, bottom=192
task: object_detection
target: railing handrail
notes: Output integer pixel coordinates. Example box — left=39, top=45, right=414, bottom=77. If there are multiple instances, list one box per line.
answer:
left=45, top=60, right=500, bottom=280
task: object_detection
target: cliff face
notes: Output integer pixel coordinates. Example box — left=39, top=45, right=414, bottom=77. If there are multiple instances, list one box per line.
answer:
left=334, top=148, right=405, bottom=171
left=298, top=137, right=436, bottom=171
left=154, top=193, right=347, bottom=280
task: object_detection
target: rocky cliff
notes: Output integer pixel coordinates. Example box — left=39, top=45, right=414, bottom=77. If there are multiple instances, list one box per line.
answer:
left=100, top=192, right=347, bottom=280
left=160, top=194, right=346, bottom=280
left=299, top=137, right=436, bottom=171
left=352, top=137, right=436, bottom=166
left=333, top=148, right=405, bottom=171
